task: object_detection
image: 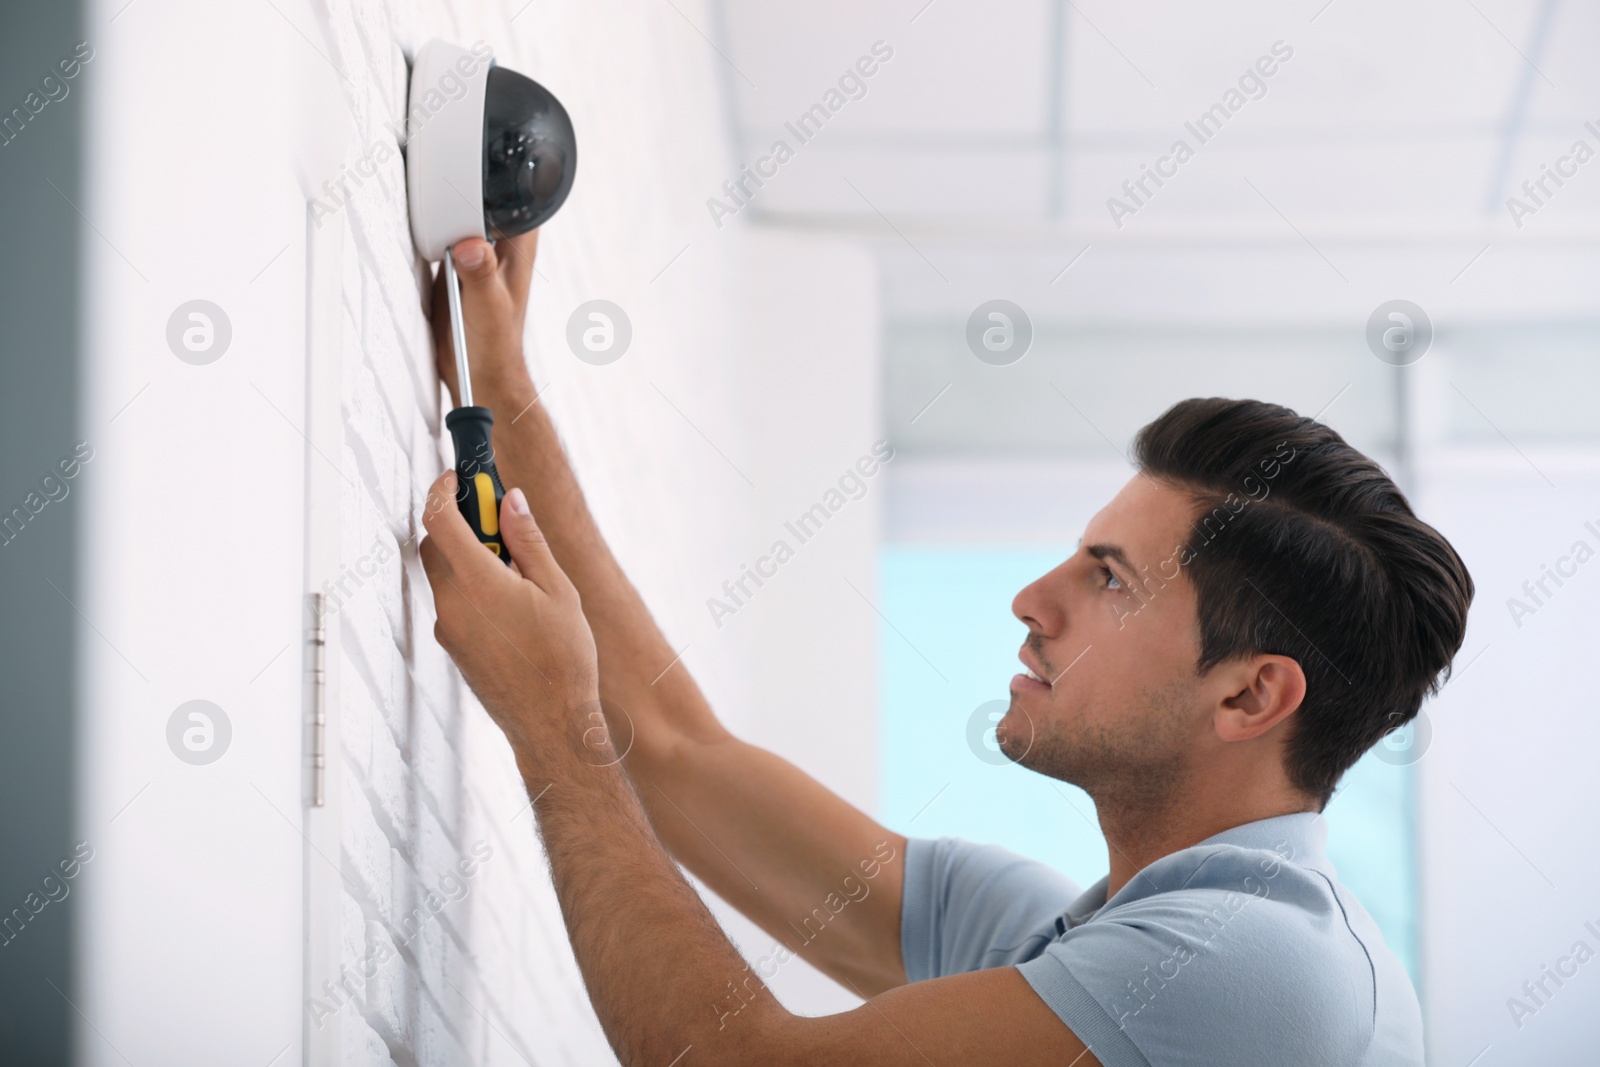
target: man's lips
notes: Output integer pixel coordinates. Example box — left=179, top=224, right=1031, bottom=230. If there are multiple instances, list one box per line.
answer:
left=1012, top=649, right=1052, bottom=693
left=1011, top=671, right=1052, bottom=694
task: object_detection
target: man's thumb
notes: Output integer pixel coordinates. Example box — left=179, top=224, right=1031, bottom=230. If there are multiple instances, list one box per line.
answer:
left=500, top=488, right=563, bottom=589
left=451, top=238, right=498, bottom=284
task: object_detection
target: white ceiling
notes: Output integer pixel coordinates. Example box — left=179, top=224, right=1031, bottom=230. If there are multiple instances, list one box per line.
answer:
left=713, top=0, right=1600, bottom=323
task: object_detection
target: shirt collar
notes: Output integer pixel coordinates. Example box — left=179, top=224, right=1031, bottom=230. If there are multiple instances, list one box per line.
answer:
left=1194, top=810, right=1328, bottom=869
left=1060, top=810, right=1329, bottom=929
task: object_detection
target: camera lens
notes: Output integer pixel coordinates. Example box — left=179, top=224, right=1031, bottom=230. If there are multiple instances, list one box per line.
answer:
left=482, top=66, right=577, bottom=237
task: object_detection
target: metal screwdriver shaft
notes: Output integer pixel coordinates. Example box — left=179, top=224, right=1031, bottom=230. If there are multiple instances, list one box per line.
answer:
left=444, top=248, right=472, bottom=408
left=442, top=247, right=511, bottom=564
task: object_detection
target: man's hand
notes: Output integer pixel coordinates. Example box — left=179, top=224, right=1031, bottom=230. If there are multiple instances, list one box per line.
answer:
left=419, top=469, right=598, bottom=756
left=430, top=232, right=541, bottom=407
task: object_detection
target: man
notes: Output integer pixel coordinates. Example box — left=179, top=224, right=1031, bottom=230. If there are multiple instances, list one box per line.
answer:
left=418, top=231, right=1472, bottom=1066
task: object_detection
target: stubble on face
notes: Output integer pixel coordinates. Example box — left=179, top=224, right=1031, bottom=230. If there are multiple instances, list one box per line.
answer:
left=1002, top=675, right=1199, bottom=829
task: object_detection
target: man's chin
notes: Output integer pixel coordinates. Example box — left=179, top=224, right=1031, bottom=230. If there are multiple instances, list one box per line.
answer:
left=1000, top=715, right=1098, bottom=790
left=994, top=705, right=1037, bottom=764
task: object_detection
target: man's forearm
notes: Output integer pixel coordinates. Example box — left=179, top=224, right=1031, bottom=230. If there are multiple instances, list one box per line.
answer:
left=480, top=378, right=725, bottom=759
left=521, top=708, right=793, bottom=1066
left=478, top=375, right=911, bottom=994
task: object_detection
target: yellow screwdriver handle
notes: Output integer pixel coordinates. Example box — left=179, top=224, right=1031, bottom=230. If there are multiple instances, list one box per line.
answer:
left=445, top=405, right=511, bottom=565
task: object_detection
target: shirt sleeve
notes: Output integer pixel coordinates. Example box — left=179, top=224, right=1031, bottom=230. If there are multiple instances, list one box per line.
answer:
left=900, top=836, right=1084, bottom=982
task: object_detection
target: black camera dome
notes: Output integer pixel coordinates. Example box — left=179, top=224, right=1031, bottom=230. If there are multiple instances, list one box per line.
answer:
left=482, top=65, right=577, bottom=237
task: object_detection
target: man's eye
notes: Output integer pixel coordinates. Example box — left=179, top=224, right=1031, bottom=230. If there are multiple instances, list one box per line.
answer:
left=1099, top=566, right=1123, bottom=591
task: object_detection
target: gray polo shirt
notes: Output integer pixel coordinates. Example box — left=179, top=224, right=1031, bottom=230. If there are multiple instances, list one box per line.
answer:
left=900, top=812, right=1422, bottom=1066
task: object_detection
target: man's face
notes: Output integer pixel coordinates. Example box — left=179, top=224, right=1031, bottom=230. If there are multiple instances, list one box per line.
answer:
left=1002, top=473, right=1208, bottom=801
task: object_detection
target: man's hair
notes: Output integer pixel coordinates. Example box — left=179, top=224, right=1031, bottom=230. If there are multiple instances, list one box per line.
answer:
left=1132, top=397, right=1473, bottom=808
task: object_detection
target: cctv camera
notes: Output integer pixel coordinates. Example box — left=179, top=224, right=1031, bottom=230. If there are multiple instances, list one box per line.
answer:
left=405, top=39, right=577, bottom=261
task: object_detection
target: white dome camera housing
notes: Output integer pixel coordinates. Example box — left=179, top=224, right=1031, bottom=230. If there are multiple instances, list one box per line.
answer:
left=405, top=39, right=577, bottom=262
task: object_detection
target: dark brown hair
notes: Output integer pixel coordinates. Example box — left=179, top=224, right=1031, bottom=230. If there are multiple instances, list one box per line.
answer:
left=1132, top=397, right=1473, bottom=807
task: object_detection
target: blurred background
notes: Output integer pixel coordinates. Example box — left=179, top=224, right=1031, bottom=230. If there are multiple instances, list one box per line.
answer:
left=1, top=0, right=1597, bottom=1064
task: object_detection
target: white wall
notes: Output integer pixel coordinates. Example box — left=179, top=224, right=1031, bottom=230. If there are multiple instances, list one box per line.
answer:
left=316, top=3, right=752, bottom=1062
left=1415, top=449, right=1600, bottom=1067
left=717, top=231, right=882, bottom=1018
left=79, top=4, right=309, bottom=1064
left=79, top=1, right=879, bottom=1064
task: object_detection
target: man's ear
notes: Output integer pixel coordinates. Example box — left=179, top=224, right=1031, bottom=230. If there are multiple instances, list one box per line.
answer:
left=1214, top=655, right=1306, bottom=742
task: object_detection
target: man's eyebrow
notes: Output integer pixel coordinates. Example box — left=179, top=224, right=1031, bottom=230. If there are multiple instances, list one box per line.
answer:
left=1082, top=541, right=1138, bottom=577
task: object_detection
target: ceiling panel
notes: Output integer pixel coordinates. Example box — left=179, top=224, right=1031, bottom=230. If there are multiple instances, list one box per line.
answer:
left=718, top=0, right=1584, bottom=227
left=715, top=0, right=1598, bottom=329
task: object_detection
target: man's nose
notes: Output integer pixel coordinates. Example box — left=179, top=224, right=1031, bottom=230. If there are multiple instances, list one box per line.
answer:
left=1013, top=572, right=1064, bottom=636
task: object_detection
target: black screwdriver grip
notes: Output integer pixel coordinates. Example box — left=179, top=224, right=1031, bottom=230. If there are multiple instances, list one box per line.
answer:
left=445, top=405, right=512, bottom=566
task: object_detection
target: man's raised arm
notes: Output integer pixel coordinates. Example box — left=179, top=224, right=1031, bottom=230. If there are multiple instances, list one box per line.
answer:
left=429, top=232, right=909, bottom=996
left=419, top=480, right=1095, bottom=1066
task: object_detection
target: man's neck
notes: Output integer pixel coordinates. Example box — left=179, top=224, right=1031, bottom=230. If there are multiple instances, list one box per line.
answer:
left=1095, top=789, right=1317, bottom=899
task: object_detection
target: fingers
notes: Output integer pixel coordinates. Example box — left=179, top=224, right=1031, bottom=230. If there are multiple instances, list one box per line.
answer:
left=422, top=469, right=457, bottom=526
left=437, top=237, right=534, bottom=408
left=418, top=535, right=453, bottom=625
left=498, top=487, right=567, bottom=595
left=420, top=469, right=505, bottom=585
left=418, top=482, right=463, bottom=645
left=449, top=237, right=520, bottom=363
left=451, top=237, right=499, bottom=283
left=498, top=229, right=540, bottom=301
left=450, top=238, right=505, bottom=335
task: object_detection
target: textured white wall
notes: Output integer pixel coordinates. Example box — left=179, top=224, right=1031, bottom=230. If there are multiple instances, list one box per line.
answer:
left=314, top=2, right=756, bottom=1063
left=80, top=1, right=878, bottom=1063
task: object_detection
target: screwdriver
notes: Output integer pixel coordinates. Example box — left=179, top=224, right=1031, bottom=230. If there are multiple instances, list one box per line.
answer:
left=442, top=247, right=512, bottom=565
